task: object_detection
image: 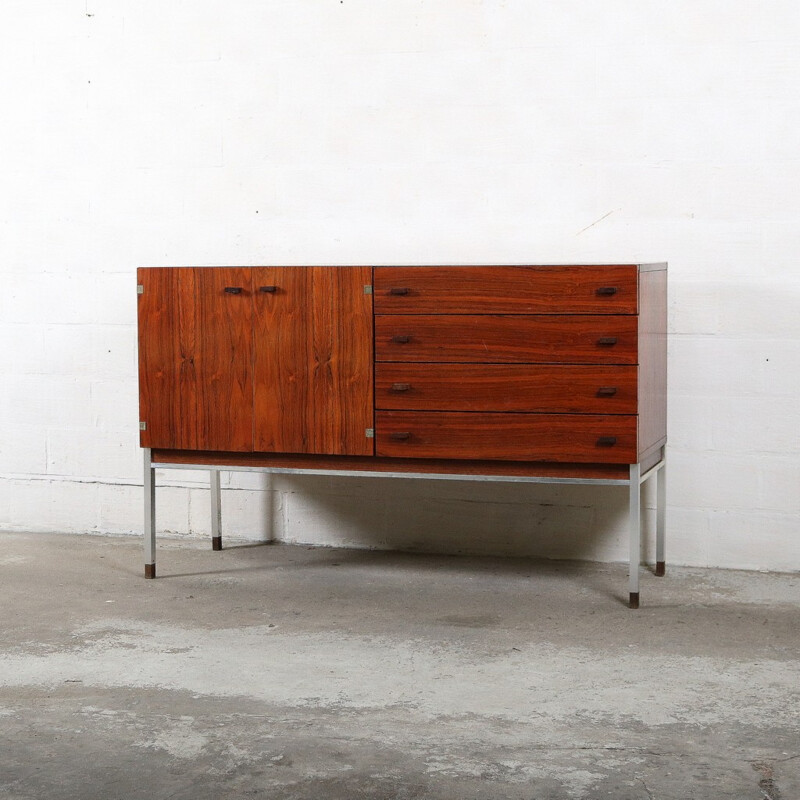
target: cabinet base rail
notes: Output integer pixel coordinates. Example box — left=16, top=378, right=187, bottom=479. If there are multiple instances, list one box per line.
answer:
left=142, top=448, right=667, bottom=609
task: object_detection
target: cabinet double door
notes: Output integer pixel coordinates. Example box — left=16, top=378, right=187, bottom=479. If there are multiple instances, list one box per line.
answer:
left=137, top=267, right=373, bottom=455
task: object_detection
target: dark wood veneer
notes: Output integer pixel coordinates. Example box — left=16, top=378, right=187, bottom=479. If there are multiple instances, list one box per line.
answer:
left=375, top=314, right=638, bottom=364
left=374, top=265, right=638, bottom=315
left=375, top=411, right=637, bottom=463
left=137, top=267, right=254, bottom=452
left=252, top=266, right=373, bottom=456
left=375, top=363, right=638, bottom=414
left=140, top=264, right=665, bottom=473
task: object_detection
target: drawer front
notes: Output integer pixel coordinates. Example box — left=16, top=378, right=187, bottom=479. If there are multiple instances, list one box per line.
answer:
left=376, top=364, right=637, bottom=413
left=376, top=411, right=637, bottom=463
left=375, top=315, right=638, bottom=364
left=374, top=266, right=638, bottom=315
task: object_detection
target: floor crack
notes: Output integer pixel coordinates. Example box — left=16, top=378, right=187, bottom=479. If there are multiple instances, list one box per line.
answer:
left=751, top=760, right=783, bottom=800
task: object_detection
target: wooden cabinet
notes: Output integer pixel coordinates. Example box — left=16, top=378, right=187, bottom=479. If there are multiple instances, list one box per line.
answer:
left=139, top=264, right=667, bottom=608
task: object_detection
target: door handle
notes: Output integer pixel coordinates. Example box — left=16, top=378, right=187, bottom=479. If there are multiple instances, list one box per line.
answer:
left=597, top=387, right=618, bottom=396
left=391, top=335, right=411, bottom=344
left=224, top=287, right=243, bottom=294
left=389, top=432, right=412, bottom=441
left=390, top=383, right=411, bottom=392
left=389, top=287, right=410, bottom=295
left=596, top=436, right=617, bottom=447
left=596, top=287, right=618, bottom=296
left=597, top=337, right=618, bottom=346
left=259, top=285, right=278, bottom=293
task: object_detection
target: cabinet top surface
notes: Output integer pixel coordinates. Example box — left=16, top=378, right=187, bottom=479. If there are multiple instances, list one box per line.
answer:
left=139, top=263, right=668, bottom=271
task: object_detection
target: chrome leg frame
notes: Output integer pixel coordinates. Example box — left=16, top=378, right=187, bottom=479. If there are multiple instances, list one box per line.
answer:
left=656, top=453, right=667, bottom=576
left=211, top=469, right=222, bottom=550
left=143, top=448, right=156, bottom=579
left=629, top=463, right=641, bottom=609
left=143, top=454, right=666, bottom=602
left=629, top=450, right=667, bottom=606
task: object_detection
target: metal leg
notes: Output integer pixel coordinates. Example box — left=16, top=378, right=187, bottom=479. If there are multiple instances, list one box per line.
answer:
left=143, top=448, right=156, bottom=578
left=629, top=463, right=641, bottom=608
left=656, top=454, right=666, bottom=576
left=211, top=469, right=222, bottom=550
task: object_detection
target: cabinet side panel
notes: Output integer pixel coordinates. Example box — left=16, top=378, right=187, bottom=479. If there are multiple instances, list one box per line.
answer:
left=637, top=267, right=668, bottom=459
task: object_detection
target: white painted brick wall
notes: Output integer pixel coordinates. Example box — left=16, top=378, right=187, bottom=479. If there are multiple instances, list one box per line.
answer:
left=1, top=1, right=798, bottom=571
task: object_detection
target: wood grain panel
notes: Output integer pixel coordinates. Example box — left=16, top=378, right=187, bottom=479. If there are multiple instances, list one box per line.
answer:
left=374, top=265, right=638, bottom=314
left=251, top=267, right=310, bottom=453
left=376, top=411, right=637, bottom=463
left=253, top=266, right=373, bottom=455
left=137, top=267, right=254, bottom=451
left=375, top=364, right=637, bottom=413
left=310, top=266, right=374, bottom=455
left=151, top=449, right=632, bottom=480
left=637, top=265, right=668, bottom=459
left=375, top=315, right=638, bottom=364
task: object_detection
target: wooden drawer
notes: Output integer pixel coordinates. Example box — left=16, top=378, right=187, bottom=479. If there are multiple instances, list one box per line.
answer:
left=375, top=315, right=638, bottom=364
left=376, top=364, right=637, bottom=413
left=376, top=411, right=637, bottom=463
left=374, top=266, right=638, bottom=315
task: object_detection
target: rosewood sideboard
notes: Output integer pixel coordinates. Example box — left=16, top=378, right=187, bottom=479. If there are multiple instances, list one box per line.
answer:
left=137, top=264, right=667, bottom=608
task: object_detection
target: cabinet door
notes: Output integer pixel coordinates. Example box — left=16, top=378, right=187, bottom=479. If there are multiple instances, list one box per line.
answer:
left=252, top=266, right=374, bottom=455
left=138, top=267, right=254, bottom=451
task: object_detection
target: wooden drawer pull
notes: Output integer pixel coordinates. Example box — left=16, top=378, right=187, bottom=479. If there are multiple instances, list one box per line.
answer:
left=224, top=286, right=243, bottom=294
left=389, top=431, right=412, bottom=441
left=597, top=337, right=618, bottom=346
left=596, top=436, right=617, bottom=447
left=391, top=335, right=411, bottom=344
left=390, top=383, right=411, bottom=392
left=596, top=286, right=618, bottom=296
left=389, top=287, right=410, bottom=295
left=597, top=386, right=618, bottom=396
left=259, top=285, right=278, bottom=293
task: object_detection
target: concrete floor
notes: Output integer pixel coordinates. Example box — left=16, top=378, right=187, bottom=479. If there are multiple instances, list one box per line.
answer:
left=1, top=533, right=799, bottom=800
